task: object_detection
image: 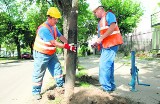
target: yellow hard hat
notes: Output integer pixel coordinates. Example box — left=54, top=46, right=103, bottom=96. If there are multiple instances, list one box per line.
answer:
left=47, top=7, right=61, bottom=18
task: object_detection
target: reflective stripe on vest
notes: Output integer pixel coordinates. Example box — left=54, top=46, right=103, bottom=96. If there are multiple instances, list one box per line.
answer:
left=33, top=23, right=57, bottom=55
left=54, top=74, right=63, bottom=79
left=32, top=82, right=42, bottom=86
left=98, top=12, right=123, bottom=50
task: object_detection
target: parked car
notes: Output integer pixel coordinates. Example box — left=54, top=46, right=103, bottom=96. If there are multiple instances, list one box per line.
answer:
left=21, top=52, right=32, bottom=59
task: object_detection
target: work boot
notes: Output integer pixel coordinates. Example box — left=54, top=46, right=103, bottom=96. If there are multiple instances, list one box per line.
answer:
left=33, top=94, right=42, bottom=100
left=99, top=86, right=114, bottom=94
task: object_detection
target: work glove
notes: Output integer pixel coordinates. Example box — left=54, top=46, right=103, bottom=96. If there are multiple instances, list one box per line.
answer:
left=91, top=42, right=98, bottom=48
left=64, top=43, right=76, bottom=52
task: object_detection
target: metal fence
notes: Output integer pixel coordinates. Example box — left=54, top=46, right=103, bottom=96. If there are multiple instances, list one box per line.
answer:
left=120, top=31, right=153, bottom=54
left=152, top=28, right=160, bottom=50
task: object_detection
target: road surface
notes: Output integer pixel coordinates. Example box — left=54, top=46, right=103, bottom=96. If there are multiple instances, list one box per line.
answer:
left=0, top=60, right=51, bottom=104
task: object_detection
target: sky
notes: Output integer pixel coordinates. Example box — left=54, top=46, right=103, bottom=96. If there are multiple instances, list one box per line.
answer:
left=86, top=0, right=160, bottom=33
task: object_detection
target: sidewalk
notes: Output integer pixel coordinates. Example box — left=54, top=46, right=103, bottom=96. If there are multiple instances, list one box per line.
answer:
left=79, top=55, right=160, bottom=104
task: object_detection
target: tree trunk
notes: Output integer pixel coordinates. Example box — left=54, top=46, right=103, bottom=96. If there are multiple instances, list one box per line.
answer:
left=63, top=8, right=71, bottom=75
left=30, top=43, right=33, bottom=55
left=0, top=44, right=1, bottom=57
left=64, top=0, right=78, bottom=103
left=17, top=42, right=21, bottom=59
left=14, top=36, right=21, bottom=59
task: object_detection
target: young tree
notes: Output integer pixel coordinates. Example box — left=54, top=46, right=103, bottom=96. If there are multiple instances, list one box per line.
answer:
left=53, top=1, right=78, bottom=103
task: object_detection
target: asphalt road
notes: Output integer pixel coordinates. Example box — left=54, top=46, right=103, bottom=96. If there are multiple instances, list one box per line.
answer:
left=0, top=60, right=34, bottom=104
left=0, top=60, right=52, bottom=104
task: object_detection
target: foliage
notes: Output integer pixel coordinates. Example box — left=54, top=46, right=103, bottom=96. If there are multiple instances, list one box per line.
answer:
left=56, top=48, right=63, bottom=54
left=0, top=0, right=25, bottom=58
left=79, top=82, right=90, bottom=87
left=100, top=0, right=144, bottom=35
left=0, top=12, right=10, bottom=44
left=78, top=43, right=89, bottom=56
left=2, top=37, right=16, bottom=52
left=24, top=2, right=50, bottom=53
left=76, top=69, right=87, bottom=78
left=78, top=0, right=97, bottom=44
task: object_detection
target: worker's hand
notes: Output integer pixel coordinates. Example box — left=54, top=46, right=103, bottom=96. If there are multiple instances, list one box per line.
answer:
left=64, top=43, right=76, bottom=52
left=91, top=42, right=98, bottom=48
left=96, top=37, right=103, bottom=44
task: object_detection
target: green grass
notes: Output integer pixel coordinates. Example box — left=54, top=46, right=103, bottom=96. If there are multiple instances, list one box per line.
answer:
left=79, top=82, right=90, bottom=87
left=123, top=55, right=131, bottom=59
left=77, top=64, right=86, bottom=70
left=0, top=57, right=18, bottom=60
left=76, top=70, right=87, bottom=78
left=76, top=65, right=91, bottom=87
left=0, top=57, right=19, bottom=63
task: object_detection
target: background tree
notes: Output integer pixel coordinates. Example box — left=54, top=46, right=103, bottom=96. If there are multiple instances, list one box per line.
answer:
left=0, top=12, right=10, bottom=56
left=0, top=0, right=30, bottom=59
left=78, top=0, right=97, bottom=44
left=25, top=3, right=49, bottom=54
left=77, top=0, right=98, bottom=56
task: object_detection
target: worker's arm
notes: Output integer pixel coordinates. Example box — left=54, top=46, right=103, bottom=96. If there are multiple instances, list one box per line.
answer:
left=96, top=23, right=116, bottom=44
left=50, top=40, right=64, bottom=48
left=59, top=35, right=68, bottom=43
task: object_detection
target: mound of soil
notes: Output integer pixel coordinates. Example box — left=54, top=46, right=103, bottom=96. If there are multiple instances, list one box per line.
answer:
left=36, top=86, right=143, bottom=104
left=33, top=75, right=144, bottom=104
left=70, top=87, right=142, bottom=104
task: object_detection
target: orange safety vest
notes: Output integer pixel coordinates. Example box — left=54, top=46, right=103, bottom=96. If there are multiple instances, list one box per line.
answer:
left=33, top=23, right=57, bottom=55
left=98, top=12, right=123, bottom=50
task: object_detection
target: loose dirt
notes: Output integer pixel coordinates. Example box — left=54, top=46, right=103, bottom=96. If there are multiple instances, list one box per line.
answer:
left=31, top=55, right=160, bottom=104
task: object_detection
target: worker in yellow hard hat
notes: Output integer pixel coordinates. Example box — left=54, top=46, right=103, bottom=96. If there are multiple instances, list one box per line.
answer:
left=47, top=7, right=61, bottom=18
left=32, top=7, right=76, bottom=100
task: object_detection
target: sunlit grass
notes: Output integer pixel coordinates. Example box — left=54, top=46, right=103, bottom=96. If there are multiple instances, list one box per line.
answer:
left=0, top=57, right=19, bottom=63
left=0, top=57, right=18, bottom=60
left=78, top=64, right=86, bottom=70
left=76, top=69, right=87, bottom=78
left=79, top=82, right=90, bottom=87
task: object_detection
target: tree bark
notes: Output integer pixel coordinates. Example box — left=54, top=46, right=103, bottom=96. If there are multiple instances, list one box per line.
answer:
left=50, top=0, right=78, bottom=103
left=63, top=8, right=71, bottom=75
left=14, top=36, right=21, bottom=59
left=63, top=0, right=78, bottom=103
